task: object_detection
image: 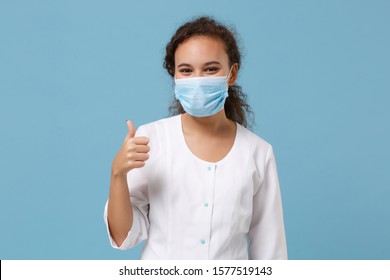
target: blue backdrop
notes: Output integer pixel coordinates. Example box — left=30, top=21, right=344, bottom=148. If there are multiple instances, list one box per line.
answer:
left=1, top=0, right=389, bottom=260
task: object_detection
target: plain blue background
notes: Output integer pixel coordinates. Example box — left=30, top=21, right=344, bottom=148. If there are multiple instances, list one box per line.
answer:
left=1, top=0, right=389, bottom=259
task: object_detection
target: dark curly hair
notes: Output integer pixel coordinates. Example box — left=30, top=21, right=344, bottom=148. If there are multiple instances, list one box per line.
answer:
left=164, top=16, right=254, bottom=128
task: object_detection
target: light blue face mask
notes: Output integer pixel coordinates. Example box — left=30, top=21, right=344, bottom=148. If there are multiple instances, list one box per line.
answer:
left=174, top=68, right=233, bottom=117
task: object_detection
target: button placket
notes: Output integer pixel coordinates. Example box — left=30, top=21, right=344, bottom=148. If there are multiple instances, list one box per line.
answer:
left=199, top=164, right=216, bottom=254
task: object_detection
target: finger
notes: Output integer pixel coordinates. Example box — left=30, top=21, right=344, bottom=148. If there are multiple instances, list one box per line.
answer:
left=133, top=144, right=150, bottom=153
left=135, top=153, right=149, bottom=161
left=130, top=161, right=146, bottom=169
left=132, top=136, right=149, bottom=145
left=128, top=152, right=149, bottom=161
left=125, top=120, right=136, bottom=140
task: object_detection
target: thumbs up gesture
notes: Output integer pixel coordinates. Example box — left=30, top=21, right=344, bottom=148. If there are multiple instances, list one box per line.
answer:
left=111, top=120, right=150, bottom=177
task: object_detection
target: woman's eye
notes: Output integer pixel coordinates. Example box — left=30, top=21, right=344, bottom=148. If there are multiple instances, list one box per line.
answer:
left=179, top=68, right=192, bottom=74
left=205, top=67, right=218, bottom=73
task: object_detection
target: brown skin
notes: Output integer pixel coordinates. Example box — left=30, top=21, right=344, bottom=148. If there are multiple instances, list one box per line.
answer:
left=107, top=35, right=238, bottom=246
left=107, top=120, right=149, bottom=246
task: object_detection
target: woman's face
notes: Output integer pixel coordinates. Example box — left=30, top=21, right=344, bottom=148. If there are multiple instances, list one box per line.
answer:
left=174, top=36, right=235, bottom=84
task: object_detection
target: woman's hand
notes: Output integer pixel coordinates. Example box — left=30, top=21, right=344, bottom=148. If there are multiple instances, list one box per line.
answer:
left=111, top=120, right=150, bottom=177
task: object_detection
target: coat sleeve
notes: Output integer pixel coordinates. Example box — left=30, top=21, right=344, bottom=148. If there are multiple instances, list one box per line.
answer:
left=248, top=144, right=288, bottom=259
left=103, top=125, right=150, bottom=250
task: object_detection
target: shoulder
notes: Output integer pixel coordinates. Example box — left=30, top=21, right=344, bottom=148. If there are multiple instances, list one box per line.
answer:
left=135, top=115, right=180, bottom=137
left=236, top=124, right=272, bottom=155
left=236, top=124, right=277, bottom=174
left=236, top=125, right=278, bottom=187
left=134, top=115, right=180, bottom=164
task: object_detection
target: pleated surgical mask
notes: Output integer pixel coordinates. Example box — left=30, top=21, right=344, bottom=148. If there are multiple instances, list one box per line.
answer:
left=174, top=67, right=233, bottom=117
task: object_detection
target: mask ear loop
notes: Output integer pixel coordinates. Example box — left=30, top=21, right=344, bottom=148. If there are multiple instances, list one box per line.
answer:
left=226, top=63, right=237, bottom=83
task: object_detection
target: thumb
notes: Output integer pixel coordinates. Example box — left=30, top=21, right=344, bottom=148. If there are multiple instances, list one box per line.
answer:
left=125, top=119, right=136, bottom=139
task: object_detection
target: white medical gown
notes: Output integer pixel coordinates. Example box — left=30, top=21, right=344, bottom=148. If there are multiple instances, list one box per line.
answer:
left=104, top=114, right=287, bottom=259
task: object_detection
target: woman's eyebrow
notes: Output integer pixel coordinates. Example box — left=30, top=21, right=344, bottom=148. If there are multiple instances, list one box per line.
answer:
left=177, top=63, right=192, bottom=68
left=177, top=61, right=222, bottom=68
left=204, top=61, right=221, bottom=66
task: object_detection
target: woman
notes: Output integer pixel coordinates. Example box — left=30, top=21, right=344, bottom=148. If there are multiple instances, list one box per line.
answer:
left=104, top=16, right=287, bottom=259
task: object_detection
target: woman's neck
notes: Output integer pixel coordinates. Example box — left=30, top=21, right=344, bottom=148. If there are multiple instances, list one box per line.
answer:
left=181, top=110, right=235, bottom=136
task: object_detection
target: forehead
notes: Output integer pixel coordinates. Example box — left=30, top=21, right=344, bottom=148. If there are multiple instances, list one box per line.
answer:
left=174, top=36, right=229, bottom=65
